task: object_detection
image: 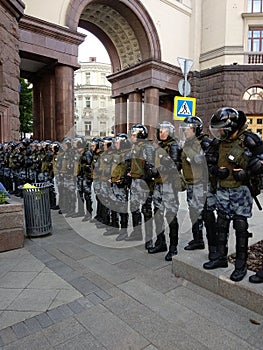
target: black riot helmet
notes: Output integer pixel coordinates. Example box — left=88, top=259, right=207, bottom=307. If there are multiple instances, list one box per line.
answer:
left=51, top=141, right=61, bottom=153
left=156, top=121, right=175, bottom=141
left=74, top=136, right=87, bottom=149
left=209, top=107, right=247, bottom=140
left=102, top=136, right=113, bottom=149
left=91, top=137, right=102, bottom=152
left=61, top=137, right=72, bottom=149
left=21, top=137, right=31, bottom=147
left=114, top=133, right=130, bottom=149
left=182, top=116, right=203, bottom=136
left=130, top=124, right=148, bottom=139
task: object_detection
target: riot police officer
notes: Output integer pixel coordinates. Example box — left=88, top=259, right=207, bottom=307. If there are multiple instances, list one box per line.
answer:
left=203, top=107, right=263, bottom=282
left=79, top=141, right=93, bottom=222
left=71, top=136, right=87, bottom=218
left=56, top=137, right=75, bottom=216
left=93, top=136, right=114, bottom=228
left=108, top=133, right=131, bottom=240
left=180, top=116, right=210, bottom=251
left=148, top=121, right=182, bottom=261
left=90, top=137, right=104, bottom=225
left=125, top=124, right=155, bottom=247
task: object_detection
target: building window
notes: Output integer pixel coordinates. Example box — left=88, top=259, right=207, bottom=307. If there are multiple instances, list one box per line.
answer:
left=248, top=28, right=263, bottom=52
left=243, top=86, right=263, bottom=100
left=100, top=97, right=106, bottom=108
left=86, top=73, right=90, bottom=85
left=101, top=73, right=107, bottom=85
left=248, top=0, right=263, bottom=13
left=84, top=121, right=91, bottom=136
left=100, top=122, right=106, bottom=137
left=85, top=97, right=91, bottom=108
left=256, top=128, right=262, bottom=135
left=74, top=97, right=76, bottom=108
left=257, top=118, right=263, bottom=124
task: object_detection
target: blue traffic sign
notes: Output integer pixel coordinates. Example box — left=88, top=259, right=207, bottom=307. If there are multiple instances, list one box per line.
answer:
left=173, top=96, right=196, bottom=120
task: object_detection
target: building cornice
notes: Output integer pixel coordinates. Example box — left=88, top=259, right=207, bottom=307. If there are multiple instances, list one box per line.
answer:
left=199, top=46, right=244, bottom=63
left=198, top=64, right=263, bottom=78
left=107, top=58, right=181, bottom=83
left=242, top=12, right=263, bottom=19
left=1, top=0, right=25, bottom=21
left=160, top=0, right=192, bottom=16
left=19, top=15, right=85, bottom=46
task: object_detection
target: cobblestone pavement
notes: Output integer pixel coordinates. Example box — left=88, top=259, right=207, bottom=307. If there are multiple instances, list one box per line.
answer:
left=0, top=194, right=263, bottom=349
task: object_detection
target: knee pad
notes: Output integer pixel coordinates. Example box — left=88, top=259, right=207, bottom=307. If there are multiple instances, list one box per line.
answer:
left=233, top=216, right=248, bottom=234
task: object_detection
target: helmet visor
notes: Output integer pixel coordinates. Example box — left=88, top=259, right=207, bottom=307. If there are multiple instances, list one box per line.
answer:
left=179, top=124, right=195, bottom=141
left=209, top=125, right=230, bottom=140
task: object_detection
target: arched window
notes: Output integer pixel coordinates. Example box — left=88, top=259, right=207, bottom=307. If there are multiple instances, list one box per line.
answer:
left=242, top=86, right=263, bottom=100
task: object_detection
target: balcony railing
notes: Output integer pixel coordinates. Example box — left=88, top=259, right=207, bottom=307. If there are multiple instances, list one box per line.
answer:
left=245, top=52, right=263, bottom=64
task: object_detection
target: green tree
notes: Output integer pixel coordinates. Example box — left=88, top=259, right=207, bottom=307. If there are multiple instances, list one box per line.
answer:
left=19, top=78, right=33, bottom=138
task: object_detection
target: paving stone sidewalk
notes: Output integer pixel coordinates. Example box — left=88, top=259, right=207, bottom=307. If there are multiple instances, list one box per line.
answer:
left=0, top=196, right=263, bottom=349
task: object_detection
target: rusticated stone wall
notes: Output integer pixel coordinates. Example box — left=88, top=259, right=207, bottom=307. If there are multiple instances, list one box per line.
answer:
left=0, top=0, right=24, bottom=142
left=192, top=65, right=263, bottom=134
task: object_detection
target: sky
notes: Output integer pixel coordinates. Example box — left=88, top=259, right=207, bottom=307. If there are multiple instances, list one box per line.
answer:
left=77, top=27, right=111, bottom=64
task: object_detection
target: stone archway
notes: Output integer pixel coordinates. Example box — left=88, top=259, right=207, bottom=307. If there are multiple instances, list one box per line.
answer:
left=66, top=0, right=173, bottom=139
left=66, top=0, right=161, bottom=72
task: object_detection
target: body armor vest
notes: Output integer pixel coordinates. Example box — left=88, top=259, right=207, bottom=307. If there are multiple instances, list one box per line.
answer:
left=218, top=132, right=249, bottom=188
left=130, top=141, right=146, bottom=179
left=182, top=137, right=204, bottom=184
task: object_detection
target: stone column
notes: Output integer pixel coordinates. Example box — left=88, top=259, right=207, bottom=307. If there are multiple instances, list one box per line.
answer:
left=55, top=65, right=74, bottom=141
left=128, top=91, right=142, bottom=132
left=32, top=81, right=41, bottom=140
left=115, top=95, right=128, bottom=134
left=41, top=72, right=56, bottom=140
left=144, top=87, right=160, bottom=141
left=0, top=104, right=10, bottom=142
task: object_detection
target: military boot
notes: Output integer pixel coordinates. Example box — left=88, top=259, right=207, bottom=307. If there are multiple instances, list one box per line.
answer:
left=116, top=213, right=129, bottom=241
left=184, top=220, right=205, bottom=250
left=203, top=209, right=218, bottom=260
left=125, top=210, right=142, bottom=241
left=230, top=233, right=248, bottom=282
left=165, top=216, right=178, bottom=261
left=208, top=245, right=217, bottom=261
left=148, top=231, right=167, bottom=254
left=148, top=209, right=167, bottom=253
left=104, top=210, right=119, bottom=236
left=144, top=212, right=153, bottom=249
left=203, top=231, right=228, bottom=269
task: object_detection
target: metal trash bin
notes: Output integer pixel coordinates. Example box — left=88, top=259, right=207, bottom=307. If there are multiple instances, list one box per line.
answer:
left=21, top=182, right=52, bottom=237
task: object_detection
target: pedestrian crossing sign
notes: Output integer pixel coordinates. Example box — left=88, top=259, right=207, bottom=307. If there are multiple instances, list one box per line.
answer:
left=173, top=96, right=196, bottom=120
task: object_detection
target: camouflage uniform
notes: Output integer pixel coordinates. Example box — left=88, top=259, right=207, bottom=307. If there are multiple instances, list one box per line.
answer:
left=93, top=138, right=114, bottom=227
left=79, top=146, right=94, bottom=222
left=56, top=138, right=75, bottom=215
left=203, top=107, right=263, bottom=283
left=182, top=133, right=209, bottom=250
left=107, top=135, right=131, bottom=240
left=91, top=138, right=104, bottom=225
left=127, top=138, right=155, bottom=245
left=148, top=133, right=182, bottom=260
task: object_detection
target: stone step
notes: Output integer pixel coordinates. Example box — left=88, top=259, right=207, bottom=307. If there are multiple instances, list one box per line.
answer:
left=172, top=249, right=263, bottom=316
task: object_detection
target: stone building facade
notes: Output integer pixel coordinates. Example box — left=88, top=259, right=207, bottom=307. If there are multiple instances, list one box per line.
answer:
left=0, top=0, right=24, bottom=142
left=0, top=0, right=263, bottom=142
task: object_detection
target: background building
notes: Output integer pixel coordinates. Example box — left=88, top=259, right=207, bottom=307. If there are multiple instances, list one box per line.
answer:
left=74, top=58, right=114, bottom=138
